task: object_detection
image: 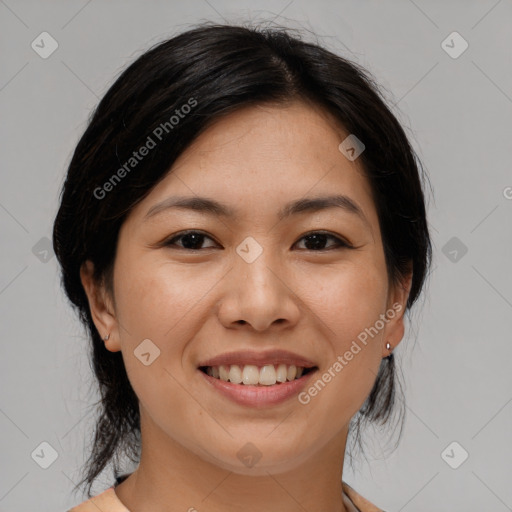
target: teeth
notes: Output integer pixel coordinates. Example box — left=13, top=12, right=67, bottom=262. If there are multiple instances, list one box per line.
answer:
left=259, top=364, right=277, bottom=385
left=228, top=365, right=243, bottom=384
left=242, top=365, right=260, bottom=385
left=219, top=364, right=229, bottom=381
left=276, top=364, right=288, bottom=383
left=205, top=363, right=310, bottom=385
left=206, top=366, right=220, bottom=378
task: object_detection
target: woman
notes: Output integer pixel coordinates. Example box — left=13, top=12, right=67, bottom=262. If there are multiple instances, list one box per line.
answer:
left=54, top=23, right=432, bottom=512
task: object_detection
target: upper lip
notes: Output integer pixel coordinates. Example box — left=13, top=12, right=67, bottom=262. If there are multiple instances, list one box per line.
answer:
left=198, top=349, right=317, bottom=368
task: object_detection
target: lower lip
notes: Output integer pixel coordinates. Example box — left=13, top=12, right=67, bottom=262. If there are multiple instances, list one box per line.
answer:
left=198, top=369, right=317, bottom=407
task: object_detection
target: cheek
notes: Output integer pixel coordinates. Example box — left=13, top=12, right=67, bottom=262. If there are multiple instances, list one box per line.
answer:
left=307, top=260, right=389, bottom=344
left=298, top=266, right=388, bottom=424
left=114, top=257, right=210, bottom=339
left=112, top=259, right=205, bottom=418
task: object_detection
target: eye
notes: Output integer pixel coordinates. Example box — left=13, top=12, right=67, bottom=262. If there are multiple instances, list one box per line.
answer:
left=162, top=230, right=352, bottom=252
left=163, top=230, right=218, bottom=251
left=294, top=231, right=351, bottom=251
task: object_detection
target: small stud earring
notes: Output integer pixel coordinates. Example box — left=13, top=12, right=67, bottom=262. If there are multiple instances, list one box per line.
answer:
left=103, top=333, right=110, bottom=341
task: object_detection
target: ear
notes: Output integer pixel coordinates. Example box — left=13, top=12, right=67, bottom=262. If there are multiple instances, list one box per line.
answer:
left=80, top=260, right=121, bottom=352
left=382, top=267, right=413, bottom=357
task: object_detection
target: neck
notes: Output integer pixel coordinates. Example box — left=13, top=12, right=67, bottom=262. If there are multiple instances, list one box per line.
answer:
left=115, top=411, right=350, bottom=512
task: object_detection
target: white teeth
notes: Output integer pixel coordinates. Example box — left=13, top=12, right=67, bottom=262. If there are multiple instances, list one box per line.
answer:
left=276, top=364, right=288, bottom=383
left=228, top=365, right=243, bottom=384
left=205, top=363, right=310, bottom=385
left=242, top=365, right=260, bottom=385
left=259, top=364, right=277, bottom=386
left=219, top=365, right=229, bottom=381
left=287, top=365, right=297, bottom=381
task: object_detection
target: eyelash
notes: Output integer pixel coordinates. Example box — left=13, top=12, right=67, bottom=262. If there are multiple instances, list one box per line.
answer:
left=162, top=230, right=352, bottom=252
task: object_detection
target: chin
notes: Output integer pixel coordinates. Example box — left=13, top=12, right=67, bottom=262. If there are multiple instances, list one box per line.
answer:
left=190, top=437, right=312, bottom=476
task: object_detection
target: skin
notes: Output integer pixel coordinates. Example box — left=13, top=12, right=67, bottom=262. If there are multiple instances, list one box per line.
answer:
left=81, top=100, right=412, bottom=512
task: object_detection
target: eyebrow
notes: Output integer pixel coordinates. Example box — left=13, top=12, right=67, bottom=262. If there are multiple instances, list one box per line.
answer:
left=144, top=194, right=370, bottom=228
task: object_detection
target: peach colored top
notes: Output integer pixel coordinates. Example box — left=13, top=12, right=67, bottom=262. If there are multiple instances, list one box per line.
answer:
left=68, top=480, right=385, bottom=512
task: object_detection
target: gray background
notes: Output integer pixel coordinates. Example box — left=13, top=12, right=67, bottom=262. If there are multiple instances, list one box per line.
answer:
left=1, top=1, right=511, bottom=511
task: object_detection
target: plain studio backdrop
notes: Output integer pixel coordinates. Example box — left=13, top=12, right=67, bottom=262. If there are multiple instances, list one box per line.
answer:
left=0, top=1, right=511, bottom=511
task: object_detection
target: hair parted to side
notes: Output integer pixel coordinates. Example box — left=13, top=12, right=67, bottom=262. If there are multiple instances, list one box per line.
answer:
left=53, top=22, right=432, bottom=497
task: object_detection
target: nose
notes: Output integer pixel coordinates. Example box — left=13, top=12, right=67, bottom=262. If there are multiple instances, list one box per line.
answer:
left=216, top=249, right=301, bottom=332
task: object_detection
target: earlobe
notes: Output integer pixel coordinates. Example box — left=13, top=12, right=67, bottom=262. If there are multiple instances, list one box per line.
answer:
left=383, top=270, right=413, bottom=358
left=80, top=260, right=121, bottom=352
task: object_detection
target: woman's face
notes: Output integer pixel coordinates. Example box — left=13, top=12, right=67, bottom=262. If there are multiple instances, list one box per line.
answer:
left=82, top=100, right=411, bottom=475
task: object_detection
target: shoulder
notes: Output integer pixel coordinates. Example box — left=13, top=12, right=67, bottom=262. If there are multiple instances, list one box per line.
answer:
left=342, top=481, right=386, bottom=512
left=68, top=486, right=130, bottom=512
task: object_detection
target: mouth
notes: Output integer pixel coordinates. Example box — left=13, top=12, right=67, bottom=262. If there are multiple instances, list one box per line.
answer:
left=199, top=363, right=318, bottom=386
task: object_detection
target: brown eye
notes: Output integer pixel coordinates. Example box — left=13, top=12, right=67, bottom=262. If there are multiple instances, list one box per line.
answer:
left=164, top=231, right=218, bottom=250
left=162, top=230, right=351, bottom=252
left=294, top=232, right=351, bottom=251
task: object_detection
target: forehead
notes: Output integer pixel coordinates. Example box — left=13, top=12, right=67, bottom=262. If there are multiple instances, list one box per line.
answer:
left=130, top=101, right=378, bottom=227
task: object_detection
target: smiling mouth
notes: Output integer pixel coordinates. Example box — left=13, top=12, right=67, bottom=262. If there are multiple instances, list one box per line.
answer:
left=199, top=364, right=318, bottom=386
